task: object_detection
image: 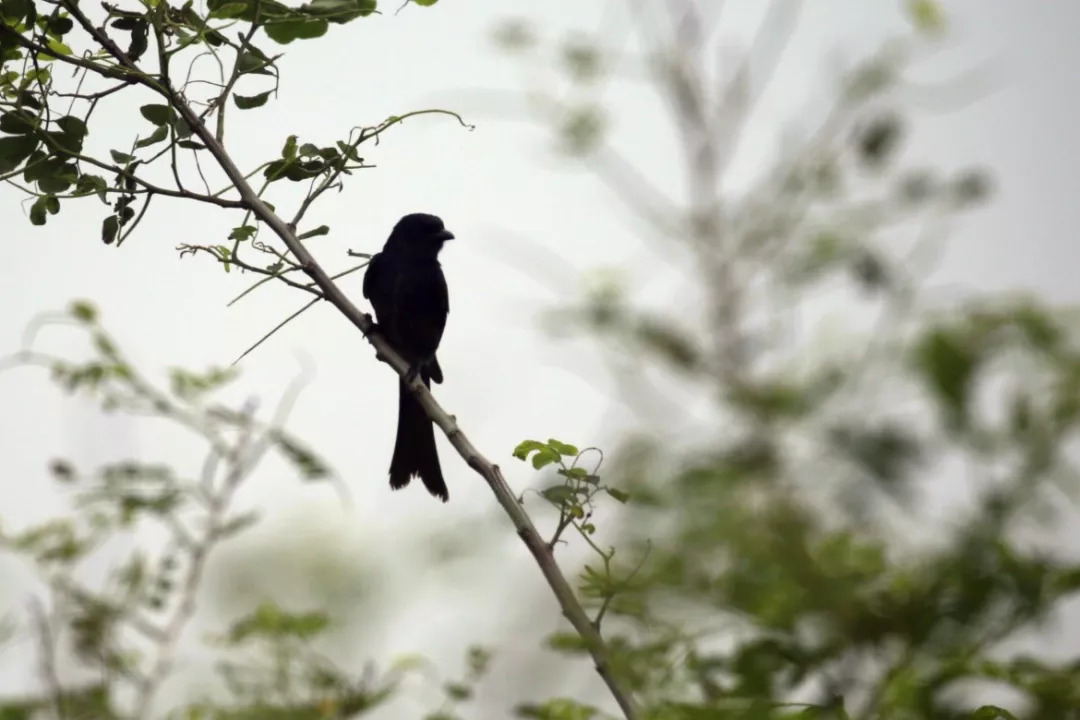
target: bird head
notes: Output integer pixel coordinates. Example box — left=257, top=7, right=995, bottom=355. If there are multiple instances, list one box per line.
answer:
left=385, top=213, right=455, bottom=256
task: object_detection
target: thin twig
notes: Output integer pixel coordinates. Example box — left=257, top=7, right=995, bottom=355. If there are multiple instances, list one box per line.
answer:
left=231, top=296, right=320, bottom=366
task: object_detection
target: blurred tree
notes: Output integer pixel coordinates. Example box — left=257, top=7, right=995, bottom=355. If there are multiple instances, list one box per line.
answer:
left=489, top=1, right=1080, bottom=719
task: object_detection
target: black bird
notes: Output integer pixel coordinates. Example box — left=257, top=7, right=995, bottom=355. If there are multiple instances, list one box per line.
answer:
left=363, top=213, right=454, bottom=501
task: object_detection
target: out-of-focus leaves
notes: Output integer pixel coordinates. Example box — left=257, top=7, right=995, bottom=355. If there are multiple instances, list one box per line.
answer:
left=169, top=366, right=237, bottom=399
left=516, top=698, right=601, bottom=720
left=223, top=602, right=330, bottom=644
left=635, top=317, right=699, bottom=371
left=558, top=106, right=605, bottom=155
left=849, top=248, right=891, bottom=293
left=562, top=38, right=602, bottom=82
left=950, top=168, right=994, bottom=208
left=730, top=378, right=811, bottom=421
left=912, top=325, right=978, bottom=431
left=828, top=422, right=923, bottom=491
left=268, top=429, right=332, bottom=480
left=907, top=0, right=947, bottom=34
left=492, top=19, right=535, bottom=52
left=855, top=112, right=904, bottom=168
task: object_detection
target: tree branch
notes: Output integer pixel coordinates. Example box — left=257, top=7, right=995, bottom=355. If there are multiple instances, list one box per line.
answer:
left=41, top=3, right=640, bottom=715
left=175, top=83, right=643, bottom=720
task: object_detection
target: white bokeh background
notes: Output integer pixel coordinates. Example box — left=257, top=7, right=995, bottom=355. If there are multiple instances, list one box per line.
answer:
left=1, top=0, right=1078, bottom=716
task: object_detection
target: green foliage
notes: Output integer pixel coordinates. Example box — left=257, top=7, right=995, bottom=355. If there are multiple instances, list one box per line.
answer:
left=0, top=0, right=459, bottom=251
left=0, top=306, right=371, bottom=718
left=496, top=7, right=1080, bottom=720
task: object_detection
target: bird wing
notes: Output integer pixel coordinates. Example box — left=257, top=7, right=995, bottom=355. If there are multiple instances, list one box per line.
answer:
left=362, top=251, right=384, bottom=300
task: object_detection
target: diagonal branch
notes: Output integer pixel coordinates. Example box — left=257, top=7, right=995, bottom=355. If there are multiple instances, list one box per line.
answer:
left=173, top=70, right=644, bottom=720
left=48, top=1, right=641, bottom=716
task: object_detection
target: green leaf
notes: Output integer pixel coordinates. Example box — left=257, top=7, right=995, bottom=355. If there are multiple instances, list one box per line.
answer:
left=0, top=134, right=38, bottom=173
left=20, top=151, right=48, bottom=181
left=56, top=115, right=88, bottom=138
left=45, top=194, right=59, bottom=214
left=207, top=0, right=291, bottom=22
left=177, top=140, right=205, bottom=150
left=336, top=140, right=361, bottom=162
left=0, top=0, right=32, bottom=22
left=110, top=16, right=140, bottom=30
left=541, top=485, right=575, bottom=505
left=0, top=110, right=36, bottom=134
left=139, top=104, right=175, bottom=126
left=134, top=125, right=168, bottom=148
left=38, top=172, right=72, bottom=193
left=263, top=158, right=325, bottom=181
left=605, top=487, right=630, bottom=504
left=15, top=90, right=42, bottom=111
left=102, top=215, right=119, bottom=245
left=232, top=90, right=272, bottom=109
left=297, top=0, right=376, bottom=23
left=46, top=15, right=74, bottom=35
left=29, top=196, right=48, bottom=225
left=237, top=49, right=275, bottom=75
left=127, top=20, right=149, bottom=61
left=73, top=174, right=108, bottom=201
left=513, top=439, right=547, bottom=461
left=531, top=448, right=560, bottom=470
left=547, top=438, right=579, bottom=456
left=209, top=1, right=248, bottom=18
left=281, top=134, right=298, bottom=160
left=23, top=66, right=51, bottom=86
left=43, top=37, right=72, bottom=57
left=110, top=150, right=134, bottom=164
left=412, top=0, right=438, bottom=5
left=264, top=16, right=328, bottom=44
left=173, top=115, right=193, bottom=139
left=229, top=225, right=257, bottom=242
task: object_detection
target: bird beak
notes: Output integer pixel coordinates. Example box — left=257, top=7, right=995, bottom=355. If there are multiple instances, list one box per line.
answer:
left=436, top=229, right=455, bottom=242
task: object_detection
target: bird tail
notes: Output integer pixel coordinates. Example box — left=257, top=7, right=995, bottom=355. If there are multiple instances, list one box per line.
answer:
left=389, top=377, right=448, bottom=502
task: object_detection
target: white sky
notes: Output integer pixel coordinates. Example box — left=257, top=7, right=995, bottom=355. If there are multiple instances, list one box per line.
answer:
left=1, top=0, right=1078, bottom=716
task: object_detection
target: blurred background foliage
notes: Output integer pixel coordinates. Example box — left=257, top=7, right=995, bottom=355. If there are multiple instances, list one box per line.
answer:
left=3, top=0, right=1078, bottom=719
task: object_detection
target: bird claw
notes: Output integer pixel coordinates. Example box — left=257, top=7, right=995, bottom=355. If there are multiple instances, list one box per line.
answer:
left=404, top=364, right=421, bottom=385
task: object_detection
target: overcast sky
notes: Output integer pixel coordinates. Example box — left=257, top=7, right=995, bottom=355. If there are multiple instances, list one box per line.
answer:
left=1, top=0, right=1078, bottom=715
